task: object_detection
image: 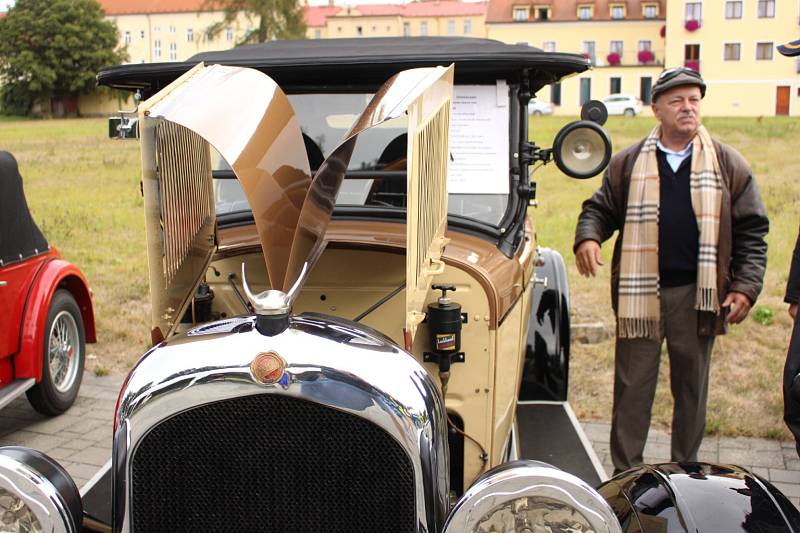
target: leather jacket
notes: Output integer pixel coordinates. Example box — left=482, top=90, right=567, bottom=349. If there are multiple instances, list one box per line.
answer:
left=574, top=137, right=769, bottom=336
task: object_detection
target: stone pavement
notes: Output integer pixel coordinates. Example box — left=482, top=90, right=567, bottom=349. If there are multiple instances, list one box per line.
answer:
left=582, top=420, right=800, bottom=508
left=0, top=372, right=123, bottom=489
left=1, top=370, right=800, bottom=508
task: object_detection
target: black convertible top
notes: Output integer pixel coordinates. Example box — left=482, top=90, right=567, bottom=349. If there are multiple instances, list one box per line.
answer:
left=0, top=151, right=48, bottom=265
left=97, top=37, right=588, bottom=96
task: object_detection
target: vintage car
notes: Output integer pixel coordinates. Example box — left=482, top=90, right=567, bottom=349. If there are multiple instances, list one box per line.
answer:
left=0, top=151, right=95, bottom=416
left=0, top=37, right=798, bottom=533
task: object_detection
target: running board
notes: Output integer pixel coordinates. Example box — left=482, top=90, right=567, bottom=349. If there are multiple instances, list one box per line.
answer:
left=0, top=378, right=35, bottom=410
left=516, top=400, right=607, bottom=487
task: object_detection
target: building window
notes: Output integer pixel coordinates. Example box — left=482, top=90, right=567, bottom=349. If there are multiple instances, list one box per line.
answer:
left=169, top=25, right=176, bottom=34
left=610, top=5, right=625, bottom=19
left=756, top=42, right=774, bottom=60
left=448, top=19, right=455, bottom=35
left=578, top=5, right=592, bottom=19
left=580, top=78, right=591, bottom=105
left=684, top=43, right=700, bottom=70
left=225, top=27, right=234, bottom=41
left=355, top=25, right=362, bottom=36
left=124, top=31, right=131, bottom=45
left=371, top=25, right=376, bottom=31
left=140, top=30, right=145, bottom=39
left=610, top=77, right=622, bottom=94
left=537, top=7, right=550, bottom=20
left=640, top=77, right=652, bottom=104
left=610, top=40, right=624, bottom=56
left=582, top=40, right=596, bottom=64
left=420, top=21, right=428, bottom=36
left=314, top=29, right=321, bottom=38
left=724, top=43, right=741, bottom=60
left=543, top=41, right=556, bottom=52
left=725, top=1, right=742, bottom=18
left=643, top=3, right=658, bottom=18
left=685, top=2, right=702, bottom=21
left=513, top=6, right=528, bottom=21
left=154, top=39, right=161, bottom=58
left=169, top=42, right=177, bottom=60
left=186, top=28, right=194, bottom=42
left=403, top=22, right=411, bottom=36
left=551, top=82, right=562, bottom=105
left=638, top=40, right=652, bottom=52
left=758, top=0, right=775, bottom=17
left=463, top=19, right=472, bottom=34
left=154, top=25, right=160, bottom=32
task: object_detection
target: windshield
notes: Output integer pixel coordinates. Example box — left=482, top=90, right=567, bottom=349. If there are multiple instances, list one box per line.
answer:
left=213, top=88, right=510, bottom=226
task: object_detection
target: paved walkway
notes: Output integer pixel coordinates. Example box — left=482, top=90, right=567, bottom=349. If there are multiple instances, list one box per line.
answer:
left=0, top=372, right=123, bottom=489
left=0, top=371, right=798, bottom=509
left=581, top=421, right=800, bottom=508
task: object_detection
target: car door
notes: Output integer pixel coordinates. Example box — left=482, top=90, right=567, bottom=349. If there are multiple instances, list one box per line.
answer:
left=0, top=258, right=40, bottom=358
left=604, top=96, right=621, bottom=115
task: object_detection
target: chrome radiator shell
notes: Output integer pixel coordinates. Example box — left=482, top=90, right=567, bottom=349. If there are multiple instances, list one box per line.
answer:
left=112, top=313, right=449, bottom=532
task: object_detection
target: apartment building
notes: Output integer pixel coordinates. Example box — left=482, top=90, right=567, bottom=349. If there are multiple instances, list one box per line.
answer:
left=486, top=0, right=665, bottom=116
left=306, top=1, right=486, bottom=39
left=666, top=0, right=800, bottom=116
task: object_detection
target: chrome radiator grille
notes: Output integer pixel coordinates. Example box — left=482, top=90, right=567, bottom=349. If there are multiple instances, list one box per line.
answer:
left=130, top=394, right=416, bottom=533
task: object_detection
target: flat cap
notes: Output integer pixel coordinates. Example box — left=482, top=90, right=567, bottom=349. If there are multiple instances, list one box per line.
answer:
left=651, top=67, right=706, bottom=102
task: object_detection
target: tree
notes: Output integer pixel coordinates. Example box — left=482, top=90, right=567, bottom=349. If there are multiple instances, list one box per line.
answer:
left=205, top=0, right=307, bottom=44
left=0, top=0, right=125, bottom=115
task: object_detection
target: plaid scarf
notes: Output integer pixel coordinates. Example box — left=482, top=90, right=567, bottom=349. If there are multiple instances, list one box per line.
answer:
left=618, top=124, right=722, bottom=339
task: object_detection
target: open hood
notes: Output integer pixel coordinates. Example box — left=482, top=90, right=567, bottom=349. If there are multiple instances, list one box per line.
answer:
left=137, top=62, right=454, bottom=343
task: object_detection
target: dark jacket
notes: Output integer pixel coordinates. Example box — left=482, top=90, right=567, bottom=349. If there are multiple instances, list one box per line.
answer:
left=574, top=138, right=769, bottom=336
left=787, top=226, right=800, bottom=305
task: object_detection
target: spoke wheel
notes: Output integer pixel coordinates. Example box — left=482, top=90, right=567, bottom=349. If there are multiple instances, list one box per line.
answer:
left=26, top=290, right=85, bottom=416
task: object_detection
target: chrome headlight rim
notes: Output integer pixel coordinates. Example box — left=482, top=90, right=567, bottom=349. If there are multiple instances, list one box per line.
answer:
left=444, top=460, right=622, bottom=533
left=0, top=446, right=82, bottom=533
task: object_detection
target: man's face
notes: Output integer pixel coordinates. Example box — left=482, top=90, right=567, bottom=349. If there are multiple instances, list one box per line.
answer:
left=652, top=85, right=702, bottom=137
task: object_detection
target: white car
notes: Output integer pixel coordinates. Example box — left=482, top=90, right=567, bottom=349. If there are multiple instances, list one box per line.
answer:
left=602, top=94, right=643, bottom=117
left=528, top=98, right=554, bottom=115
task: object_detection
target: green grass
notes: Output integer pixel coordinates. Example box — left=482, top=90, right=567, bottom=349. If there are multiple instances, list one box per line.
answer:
left=2, top=115, right=798, bottom=439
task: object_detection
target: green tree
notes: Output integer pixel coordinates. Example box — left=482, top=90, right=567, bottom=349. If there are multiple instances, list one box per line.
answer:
left=205, top=0, right=307, bottom=44
left=0, top=0, right=125, bottom=115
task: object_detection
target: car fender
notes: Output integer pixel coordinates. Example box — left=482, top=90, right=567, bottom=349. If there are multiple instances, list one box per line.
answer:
left=519, top=247, right=570, bottom=401
left=16, top=257, right=96, bottom=381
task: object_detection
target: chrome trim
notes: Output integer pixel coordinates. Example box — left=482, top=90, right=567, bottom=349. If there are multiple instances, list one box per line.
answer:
left=241, top=262, right=290, bottom=315
left=113, top=313, right=449, bottom=532
left=443, top=461, right=623, bottom=533
left=0, top=454, right=76, bottom=533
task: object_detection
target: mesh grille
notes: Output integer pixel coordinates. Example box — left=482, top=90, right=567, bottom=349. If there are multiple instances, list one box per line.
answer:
left=131, top=394, right=416, bottom=533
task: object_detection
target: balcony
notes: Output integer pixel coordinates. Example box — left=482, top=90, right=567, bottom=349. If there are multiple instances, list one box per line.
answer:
left=589, top=50, right=664, bottom=67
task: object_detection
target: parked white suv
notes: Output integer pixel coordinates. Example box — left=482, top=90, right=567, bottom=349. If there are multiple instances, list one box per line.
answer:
left=602, top=94, right=643, bottom=117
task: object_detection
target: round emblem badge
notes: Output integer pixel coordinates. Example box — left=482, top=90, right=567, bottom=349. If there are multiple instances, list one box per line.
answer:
left=250, top=351, right=286, bottom=384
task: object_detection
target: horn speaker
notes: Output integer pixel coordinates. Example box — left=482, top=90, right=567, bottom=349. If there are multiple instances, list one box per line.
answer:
left=552, top=120, right=612, bottom=179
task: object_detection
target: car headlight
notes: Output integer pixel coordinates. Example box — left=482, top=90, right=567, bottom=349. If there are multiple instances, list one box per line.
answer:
left=443, top=460, right=622, bottom=533
left=0, top=447, right=82, bottom=533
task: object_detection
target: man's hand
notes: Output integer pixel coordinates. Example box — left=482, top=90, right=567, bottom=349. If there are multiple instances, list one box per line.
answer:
left=575, top=240, right=603, bottom=277
left=722, top=291, right=752, bottom=324
left=790, top=303, right=798, bottom=320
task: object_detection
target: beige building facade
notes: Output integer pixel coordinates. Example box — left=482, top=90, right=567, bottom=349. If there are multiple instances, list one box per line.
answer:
left=665, top=0, right=800, bottom=117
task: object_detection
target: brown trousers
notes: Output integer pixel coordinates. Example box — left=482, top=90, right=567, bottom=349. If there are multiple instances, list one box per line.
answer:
left=610, top=284, right=716, bottom=473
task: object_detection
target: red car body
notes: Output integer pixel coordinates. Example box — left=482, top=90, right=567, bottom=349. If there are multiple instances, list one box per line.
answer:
left=0, top=151, right=95, bottom=414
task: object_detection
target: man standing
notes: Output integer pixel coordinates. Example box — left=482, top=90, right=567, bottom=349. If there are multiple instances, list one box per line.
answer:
left=778, top=40, right=800, bottom=457
left=574, top=68, right=769, bottom=474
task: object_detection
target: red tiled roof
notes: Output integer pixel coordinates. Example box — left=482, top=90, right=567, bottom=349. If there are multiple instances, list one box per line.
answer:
left=342, top=4, right=404, bottom=16
left=305, top=5, right=341, bottom=27
left=98, top=0, right=211, bottom=15
left=486, top=0, right=664, bottom=23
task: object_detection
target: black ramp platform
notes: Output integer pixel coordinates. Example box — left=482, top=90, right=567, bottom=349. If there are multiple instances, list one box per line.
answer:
left=516, top=401, right=605, bottom=487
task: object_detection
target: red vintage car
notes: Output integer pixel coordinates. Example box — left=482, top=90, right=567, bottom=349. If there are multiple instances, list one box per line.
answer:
left=0, top=150, right=95, bottom=415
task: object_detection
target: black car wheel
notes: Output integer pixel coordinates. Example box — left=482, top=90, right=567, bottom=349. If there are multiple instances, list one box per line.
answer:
left=26, top=290, right=85, bottom=416
left=623, top=108, right=635, bottom=117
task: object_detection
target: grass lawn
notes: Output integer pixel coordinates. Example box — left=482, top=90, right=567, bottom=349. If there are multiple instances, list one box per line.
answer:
left=2, top=114, right=798, bottom=439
